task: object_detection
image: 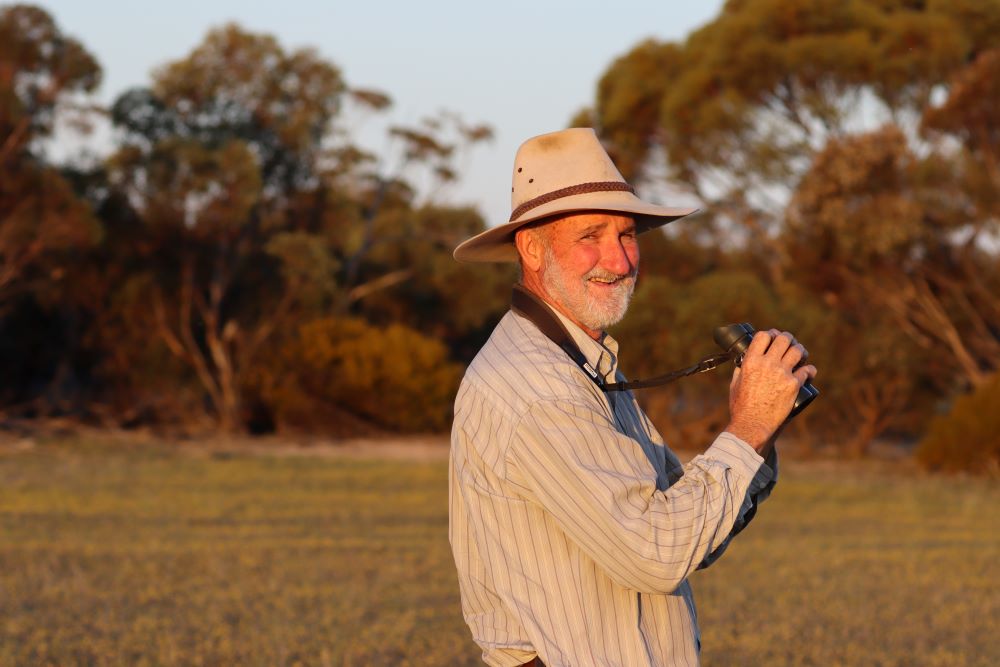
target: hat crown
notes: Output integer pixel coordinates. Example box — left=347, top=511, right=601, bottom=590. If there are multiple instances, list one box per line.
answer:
left=511, top=128, right=627, bottom=213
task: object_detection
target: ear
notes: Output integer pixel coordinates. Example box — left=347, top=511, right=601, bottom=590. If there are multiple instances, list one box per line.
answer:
left=514, top=228, right=544, bottom=273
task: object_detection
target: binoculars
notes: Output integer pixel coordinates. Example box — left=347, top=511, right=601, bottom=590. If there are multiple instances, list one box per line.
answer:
left=714, top=322, right=819, bottom=419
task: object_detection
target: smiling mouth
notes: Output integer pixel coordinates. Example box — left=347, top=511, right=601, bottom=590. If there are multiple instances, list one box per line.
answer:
left=588, top=276, right=632, bottom=287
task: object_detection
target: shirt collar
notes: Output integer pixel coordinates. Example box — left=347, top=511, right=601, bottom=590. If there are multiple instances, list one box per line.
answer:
left=548, top=307, right=620, bottom=383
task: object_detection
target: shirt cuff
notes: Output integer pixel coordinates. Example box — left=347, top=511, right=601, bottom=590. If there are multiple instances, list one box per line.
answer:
left=748, top=451, right=776, bottom=498
left=704, top=431, right=766, bottom=485
left=716, top=432, right=778, bottom=499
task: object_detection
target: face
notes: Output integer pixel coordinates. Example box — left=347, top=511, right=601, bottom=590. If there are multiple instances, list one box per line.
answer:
left=529, top=212, right=639, bottom=336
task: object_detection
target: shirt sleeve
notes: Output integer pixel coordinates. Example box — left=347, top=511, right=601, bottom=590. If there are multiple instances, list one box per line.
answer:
left=505, top=396, right=768, bottom=595
left=697, top=444, right=778, bottom=569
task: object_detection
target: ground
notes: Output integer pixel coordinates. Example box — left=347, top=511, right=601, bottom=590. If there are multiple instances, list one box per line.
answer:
left=0, top=430, right=997, bottom=666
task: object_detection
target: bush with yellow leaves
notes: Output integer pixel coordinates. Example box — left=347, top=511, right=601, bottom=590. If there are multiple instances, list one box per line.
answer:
left=256, top=317, right=462, bottom=433
left=916, top=373, right=1000, bottom=475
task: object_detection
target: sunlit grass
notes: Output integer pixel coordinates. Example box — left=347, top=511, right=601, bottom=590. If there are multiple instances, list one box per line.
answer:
left=694, top=464, right=1000, bottom=666
left=0, top=437, right=997, bottom=666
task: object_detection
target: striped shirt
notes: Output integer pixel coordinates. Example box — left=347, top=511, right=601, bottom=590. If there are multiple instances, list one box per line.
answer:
left=449, top=306, right=777, bottom=666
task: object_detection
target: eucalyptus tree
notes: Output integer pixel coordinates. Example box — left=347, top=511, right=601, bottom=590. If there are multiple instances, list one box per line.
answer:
left=106, top=24, right=351, bottom=431
left=105, top=23, right=495, bottom=431
left=590, top=0, right=999, bottom=244
left=0, top=4, right=102, bottom=313
left=587, top=0, right=1000, bottom=451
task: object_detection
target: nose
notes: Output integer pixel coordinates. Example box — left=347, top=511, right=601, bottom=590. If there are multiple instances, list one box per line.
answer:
left=601, top=235, right=636, bottom=276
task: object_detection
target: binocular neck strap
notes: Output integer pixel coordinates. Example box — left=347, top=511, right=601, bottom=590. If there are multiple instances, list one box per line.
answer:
left=510, top=285, right=730, bottom=393
left=510, top=285, right=603, bottom=385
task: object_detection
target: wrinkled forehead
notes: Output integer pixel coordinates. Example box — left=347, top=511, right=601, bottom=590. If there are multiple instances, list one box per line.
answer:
left=533, top=211, right=637, bottom=238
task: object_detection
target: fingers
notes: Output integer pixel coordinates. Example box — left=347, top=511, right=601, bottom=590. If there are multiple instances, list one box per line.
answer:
left=746, top=331, right=774, bottom=357
left=761, top=330, right=810, bottom=371
left=782, top=342, right=808, bottom=370
left=765, top=331, right=794, bottom=359
left=793, top=364, right=818, bottom=385
left=746, top=329, right=813, bottom=374
left=794, top=344, right=809, bottom=366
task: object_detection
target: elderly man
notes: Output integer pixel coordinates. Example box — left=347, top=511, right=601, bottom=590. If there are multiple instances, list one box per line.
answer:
left=449, top=128, right=817, bottom=666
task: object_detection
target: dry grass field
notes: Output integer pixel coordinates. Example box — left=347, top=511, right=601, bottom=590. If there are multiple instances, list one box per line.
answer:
left=0, top=434, right=997, bottom=666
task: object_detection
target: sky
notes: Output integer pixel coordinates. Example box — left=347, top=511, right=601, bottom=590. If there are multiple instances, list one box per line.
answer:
left=39, top=0, right=724, bottom=227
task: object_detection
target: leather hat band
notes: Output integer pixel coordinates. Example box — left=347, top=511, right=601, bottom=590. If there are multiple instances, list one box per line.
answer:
left=509, top=181, right=635, bottom=222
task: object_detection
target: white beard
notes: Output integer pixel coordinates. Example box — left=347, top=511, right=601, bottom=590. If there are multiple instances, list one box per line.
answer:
left=541, top=245, right=636, bottom=332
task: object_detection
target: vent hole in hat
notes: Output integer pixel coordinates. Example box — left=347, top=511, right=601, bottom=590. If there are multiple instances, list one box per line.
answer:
left=517, top=167, right=522, bottom=173
left=529, top=178, right=534, bottom=183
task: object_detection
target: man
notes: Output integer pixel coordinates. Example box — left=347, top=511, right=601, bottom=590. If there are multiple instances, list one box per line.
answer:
left=449, top=128, right=817, bottom=666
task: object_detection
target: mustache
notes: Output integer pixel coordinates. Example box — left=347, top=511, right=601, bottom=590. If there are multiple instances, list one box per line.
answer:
left=584, top=268, right=638, bottom=283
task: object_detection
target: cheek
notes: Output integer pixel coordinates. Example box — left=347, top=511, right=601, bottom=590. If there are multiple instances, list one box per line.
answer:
left=572, top=248, right=602, bottom=276
left=552, top=244, right=600, bottom=277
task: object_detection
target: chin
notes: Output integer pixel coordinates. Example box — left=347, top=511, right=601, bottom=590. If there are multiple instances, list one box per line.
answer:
left=582, top=302, right=630, bottom=331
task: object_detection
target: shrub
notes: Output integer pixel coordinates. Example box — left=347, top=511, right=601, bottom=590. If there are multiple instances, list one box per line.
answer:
left=257, top=317, right=462, bottom=433
left=916, top=373, right=1000, bottom=474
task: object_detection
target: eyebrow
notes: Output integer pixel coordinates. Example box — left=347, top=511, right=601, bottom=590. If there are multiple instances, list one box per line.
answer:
left=574, top=219, right=636, bottom=237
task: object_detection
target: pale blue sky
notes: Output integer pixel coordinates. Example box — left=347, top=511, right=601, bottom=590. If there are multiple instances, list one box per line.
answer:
left=39, top=0, right=724, bottom=225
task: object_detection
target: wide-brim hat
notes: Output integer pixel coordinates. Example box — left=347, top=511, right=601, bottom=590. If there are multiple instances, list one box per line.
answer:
left=453, top=127, right=698, bottom=263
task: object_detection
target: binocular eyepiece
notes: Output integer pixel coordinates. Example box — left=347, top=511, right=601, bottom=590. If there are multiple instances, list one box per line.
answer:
left=713, top=323, right=819, bottom=419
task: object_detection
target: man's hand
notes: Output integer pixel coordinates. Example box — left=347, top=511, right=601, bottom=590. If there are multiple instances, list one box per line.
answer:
left=725, top=329, right=818, bottom=455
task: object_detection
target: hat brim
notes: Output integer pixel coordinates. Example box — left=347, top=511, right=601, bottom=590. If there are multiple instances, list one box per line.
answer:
left=453, top=190, right=699, bottom=263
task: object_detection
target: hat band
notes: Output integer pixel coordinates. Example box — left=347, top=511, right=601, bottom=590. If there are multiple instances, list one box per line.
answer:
left=509, top=181, right=636, bottom=222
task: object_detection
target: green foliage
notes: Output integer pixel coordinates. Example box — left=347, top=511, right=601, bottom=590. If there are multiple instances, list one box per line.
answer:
left=786, top=126, right=925, bottom=264
left=616, top=262, right=931, bottom=455
left=0, top=5, right=105, bottom=411
left=93, top=21, right=493, bottom=433
left=589, top=0, right=1000, bottom=239
left=659, top=0, right=984, bottom=181
left=108, top=137, right=263, bottom=237
left=922, top=47, right=1000, bottom=223
left=593, top=40, right=684, bottom=181
left=0, top=4, right=104, bottom=301
left=587, top=1, right=1000, bottom=453
left=257, top=317, right=462, bottom=433
left=136, top=23, right=345, bottom=188
left=3, top=0, right=998, bottom=454
left=784, top=120, right=1000, bottom=391
left=264, top=231, right=340, bottom=309
left=355, top=205, right=513, bottom=349
left=0, top=4, right=101, bottom=147
left=917, top=373, right=1000, bottom=474
left=84, top=272, right=208, bottom=424
left=788, top=290, right=932, bottom=456
left=98, top=23, right=358, bottom=431
left=0, top=163, right=102, bottom=291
